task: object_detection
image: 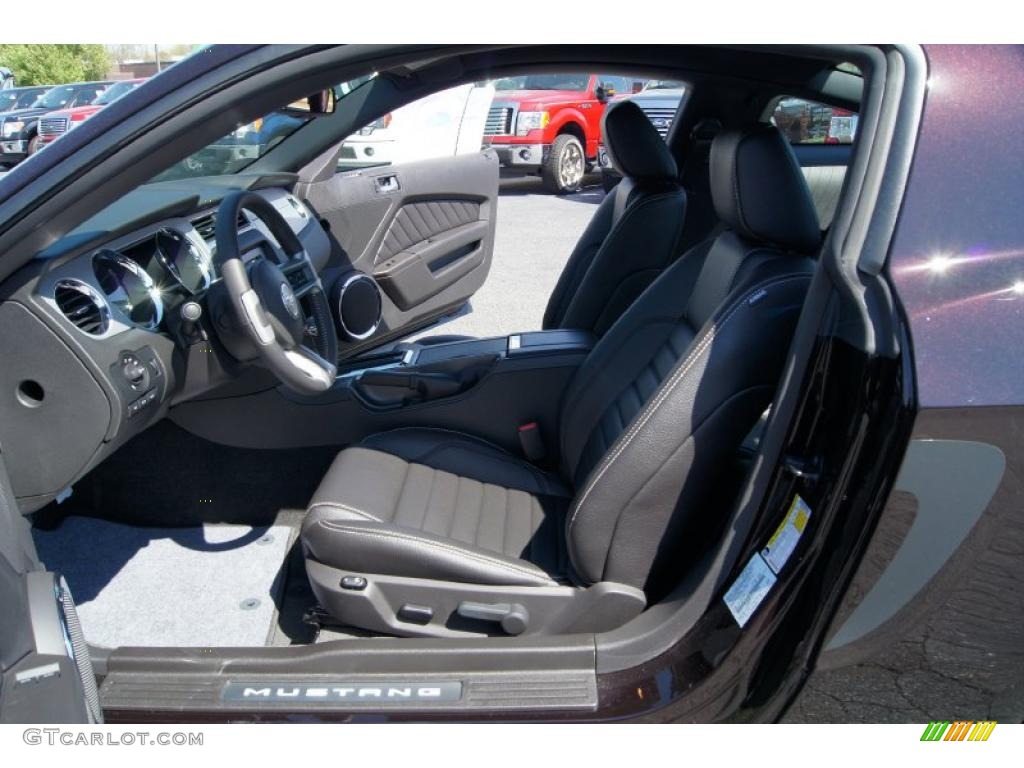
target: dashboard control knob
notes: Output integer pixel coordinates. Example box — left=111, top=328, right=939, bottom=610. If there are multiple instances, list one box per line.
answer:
left=121, top=357, right=150, bottom=391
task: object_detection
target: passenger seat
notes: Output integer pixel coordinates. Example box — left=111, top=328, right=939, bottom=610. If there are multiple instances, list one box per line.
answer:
left=417, top=100, right=687, bottom=345
left=541, top=100, right=688, bottom=337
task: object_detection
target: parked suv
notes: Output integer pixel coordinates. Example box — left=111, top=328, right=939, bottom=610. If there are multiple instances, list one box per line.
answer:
left=37, top=79, right=145, bottom=146
left=0, top=81, right=112, bottom=166
left=482, top=73, right=645, bottom=193
left=597, top=80, right=686, bottom=191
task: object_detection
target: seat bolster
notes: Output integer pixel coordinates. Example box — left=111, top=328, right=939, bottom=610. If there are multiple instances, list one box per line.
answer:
left=301, top=516, right=558, bottom=587
left=307, top=446, right=412, bottom=524
left=566, top=271, right=813, bottom=590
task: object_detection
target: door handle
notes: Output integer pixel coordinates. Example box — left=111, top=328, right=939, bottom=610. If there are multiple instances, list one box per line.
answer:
left=374, top=174, right=400, bottom=194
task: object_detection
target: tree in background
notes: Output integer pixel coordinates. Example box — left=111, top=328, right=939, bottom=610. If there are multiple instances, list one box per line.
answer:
left=0, top=44, right=110, bottom=86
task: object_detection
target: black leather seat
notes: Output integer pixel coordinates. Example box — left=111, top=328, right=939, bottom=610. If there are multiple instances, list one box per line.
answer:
left=419, top=100, right=686, bottom=347
left=303, top=124, right=821, bottom=638
left=541, top=100, right=688, bottom=337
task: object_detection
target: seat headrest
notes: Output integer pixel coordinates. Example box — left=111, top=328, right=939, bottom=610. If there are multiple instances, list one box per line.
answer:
left=602, top=100, right=678, bottom=181
left=710, top=124, right=821, bottom=253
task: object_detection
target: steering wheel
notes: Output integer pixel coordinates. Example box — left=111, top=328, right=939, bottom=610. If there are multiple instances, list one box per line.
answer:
left=214, top=191, right=338, bottom=394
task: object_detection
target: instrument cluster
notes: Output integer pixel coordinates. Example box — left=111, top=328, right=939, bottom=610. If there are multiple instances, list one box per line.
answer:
left=89, top=226, right=215, bottom=332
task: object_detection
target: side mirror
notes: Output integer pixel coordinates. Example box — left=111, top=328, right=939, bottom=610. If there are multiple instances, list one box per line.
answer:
left=281, top=88, right=337, bottom=117
left=595, top=85, right=608, bottom=103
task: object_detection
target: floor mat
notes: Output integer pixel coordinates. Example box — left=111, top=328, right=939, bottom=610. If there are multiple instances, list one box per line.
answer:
left=33, top=517, right=293, bottom=648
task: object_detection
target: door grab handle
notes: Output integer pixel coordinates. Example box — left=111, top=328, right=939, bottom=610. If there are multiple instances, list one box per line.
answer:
left=375, top=175, right=400, bottom=194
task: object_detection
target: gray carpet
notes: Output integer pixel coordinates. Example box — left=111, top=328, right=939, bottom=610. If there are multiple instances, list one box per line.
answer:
left=33, top=517, right=293, bottom=648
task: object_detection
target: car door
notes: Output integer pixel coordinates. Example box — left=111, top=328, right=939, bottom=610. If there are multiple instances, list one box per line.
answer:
left=0, top=452, right=99, bottom=723
left=298, top=84, right=499, bottom=357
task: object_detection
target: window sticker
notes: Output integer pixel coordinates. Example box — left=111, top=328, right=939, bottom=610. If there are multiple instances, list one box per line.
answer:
left=762, top=495, right=812, bottom=575
left=723, top=552, right=777, bottom=628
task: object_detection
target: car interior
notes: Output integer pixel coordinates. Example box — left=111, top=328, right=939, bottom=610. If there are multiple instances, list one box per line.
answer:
left=0, top=44, right=893, bottom=716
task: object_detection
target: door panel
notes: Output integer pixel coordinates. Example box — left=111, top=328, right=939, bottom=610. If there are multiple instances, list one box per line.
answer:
left=302, top=150, right=499, bottom=357
left=792, top=144, right=852, bottom=230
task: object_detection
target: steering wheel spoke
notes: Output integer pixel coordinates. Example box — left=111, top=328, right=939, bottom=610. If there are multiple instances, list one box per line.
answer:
left=283, top=346, right=337, bottom=390
left=214, top=191, right=339, bottom=394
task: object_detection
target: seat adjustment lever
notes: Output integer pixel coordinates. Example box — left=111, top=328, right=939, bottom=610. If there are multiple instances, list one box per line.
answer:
left=456, top=601, right=530, bottom=635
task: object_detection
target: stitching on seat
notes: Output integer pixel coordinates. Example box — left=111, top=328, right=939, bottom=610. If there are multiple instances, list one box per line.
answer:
left=560, top=315, right=681, bottom=455
left=308, top=502, right=381, bottom=522
left=317, top=520, right=554, bottom=582
left=567, top=276, right=810, bottom=538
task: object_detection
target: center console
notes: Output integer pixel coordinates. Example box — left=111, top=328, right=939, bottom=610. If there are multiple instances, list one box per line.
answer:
left=261, top=329, right=596, bottom=454
left=330, top=330, right=593, bottom=411
left=173, top=329, right=595, bottom=452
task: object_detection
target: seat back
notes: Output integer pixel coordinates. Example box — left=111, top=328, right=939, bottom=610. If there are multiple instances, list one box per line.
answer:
left=559, top=124, right=821, bottom=596
left=542, top=101, right=687, bottom=338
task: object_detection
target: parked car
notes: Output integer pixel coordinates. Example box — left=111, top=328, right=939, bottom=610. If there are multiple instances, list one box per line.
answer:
left=0, top=45, right=1022, bottom=729
left=338, top=82, right=495, bottom=170
left=597, top=80, right=686, bottom=191
left=0, top=80, right=112, bottom=166
left=482, top=72, right=646, bottom=193
left=0, top=85, right=51, bottom=114
left=37, top=78, right=146, bottom=146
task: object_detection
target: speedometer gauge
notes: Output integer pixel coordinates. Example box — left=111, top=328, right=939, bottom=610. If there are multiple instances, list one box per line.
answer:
left=154, top=228, right=213, bottom=294
left=92, top=249, right=164, bottom=330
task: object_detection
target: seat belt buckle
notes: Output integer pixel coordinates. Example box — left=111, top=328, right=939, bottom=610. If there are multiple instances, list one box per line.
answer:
left=518, top=421, right=545, bottom=463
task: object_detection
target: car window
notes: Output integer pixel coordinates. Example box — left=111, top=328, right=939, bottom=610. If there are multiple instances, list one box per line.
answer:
left=494, top=74, right=590, bottom=92
left=771, top=97, right=859, bottom=145
left=93, top=81, right=139, bottom=106
left=337, top=83, right=497, bottom=172
left=34, top=85, right=78, bottom=110
left=597, top=75, right=642, bottom=98
left=152, top=74, right=376, bottom=181
left=73, top=86, right=107, bottom=107
left=18, top=89, right=44, bottom=108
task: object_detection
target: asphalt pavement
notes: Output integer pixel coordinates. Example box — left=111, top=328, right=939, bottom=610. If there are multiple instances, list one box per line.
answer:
left=408, top=175, right=605, bottom=340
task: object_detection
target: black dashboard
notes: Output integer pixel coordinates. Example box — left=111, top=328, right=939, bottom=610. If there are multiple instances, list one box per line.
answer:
left=0, top=179, right=333, bottom=510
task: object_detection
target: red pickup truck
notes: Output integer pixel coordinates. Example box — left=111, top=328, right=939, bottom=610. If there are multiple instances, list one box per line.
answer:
left=37, top=79, right=145, bottom=146
left=482, top=73, right=644, bottom=193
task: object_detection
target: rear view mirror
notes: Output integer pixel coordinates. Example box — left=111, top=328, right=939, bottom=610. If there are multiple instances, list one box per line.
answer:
left=282, top=88, right=337, bottom=116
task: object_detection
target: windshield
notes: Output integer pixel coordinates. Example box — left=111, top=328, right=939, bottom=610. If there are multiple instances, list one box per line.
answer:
left=643, top=80, right=685, bottom=91
left=93, top=81, right=139, bottom=106
left=152, top=74, right=376, bottom=182
left=16, top=89, right=44, bottom=108
left=0, top=91, right=20, bottom=112
left=494, top=74, right=590, bottom=91
left=34, top=85, right=78, bottom=110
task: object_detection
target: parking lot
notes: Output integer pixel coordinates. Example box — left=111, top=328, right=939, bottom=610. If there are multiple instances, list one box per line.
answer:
left=409, top=175, right=606, bottom=340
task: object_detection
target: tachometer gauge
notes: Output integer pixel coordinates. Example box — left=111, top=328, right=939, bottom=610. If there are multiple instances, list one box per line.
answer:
left=92, top=249, right=164, bottom=330
left=154, top=228, right=213, bottom=294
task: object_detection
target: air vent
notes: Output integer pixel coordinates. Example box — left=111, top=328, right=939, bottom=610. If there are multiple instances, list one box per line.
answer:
left=191, top=213, right=215, bottom=240
left=192, top=210, right=251, bottom=241
left=54, top=280, right=109, bottom=335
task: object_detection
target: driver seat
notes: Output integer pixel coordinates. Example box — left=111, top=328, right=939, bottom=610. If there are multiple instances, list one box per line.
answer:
left=301, top=124, right=821, bottom=637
